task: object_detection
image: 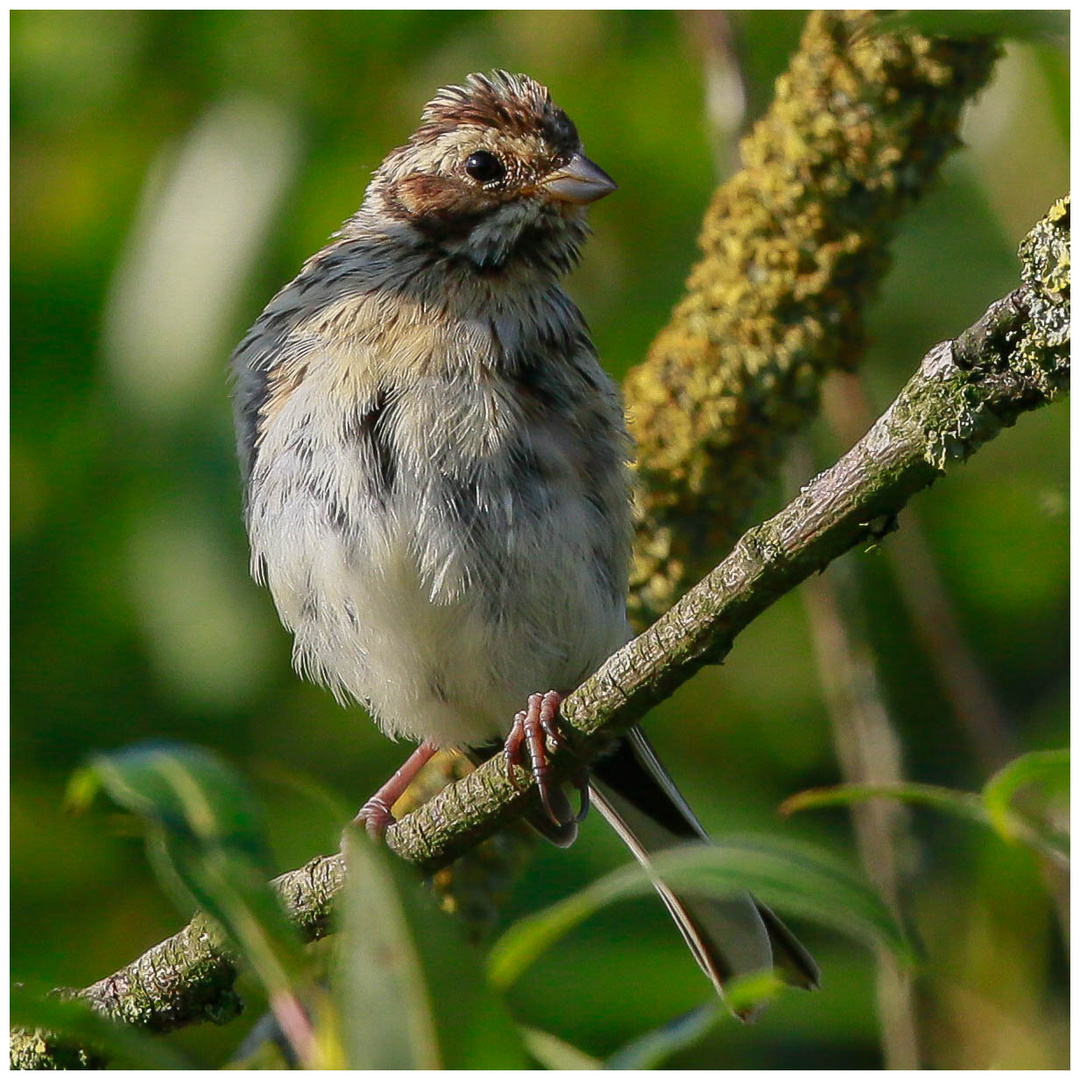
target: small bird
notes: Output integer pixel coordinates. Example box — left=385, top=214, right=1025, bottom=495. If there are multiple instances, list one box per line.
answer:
left=231, top=71, right=818, bottom=1013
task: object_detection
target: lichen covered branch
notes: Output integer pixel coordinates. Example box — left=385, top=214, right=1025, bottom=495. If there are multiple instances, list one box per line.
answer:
left=625, top=11, right=1001, bottom=625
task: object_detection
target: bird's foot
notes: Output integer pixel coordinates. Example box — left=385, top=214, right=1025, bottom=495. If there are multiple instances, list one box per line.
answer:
left=348, top=740, right=439, bottom=843
left=504, top=690, right=589, bottom=827
left=353, top=795, right=397, bottom=841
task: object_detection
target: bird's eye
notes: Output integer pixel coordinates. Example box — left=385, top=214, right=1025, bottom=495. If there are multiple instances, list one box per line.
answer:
left=464, top=150, right=506, bottom=184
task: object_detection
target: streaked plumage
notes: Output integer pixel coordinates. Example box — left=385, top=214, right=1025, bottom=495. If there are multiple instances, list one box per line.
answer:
left=233, top=73, right=630, bottom=748
left=231, top=71, right=818, bottom=1013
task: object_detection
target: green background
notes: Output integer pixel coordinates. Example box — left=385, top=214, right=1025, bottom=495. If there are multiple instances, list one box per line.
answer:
left=11, top=10, right=1069, bottom=1069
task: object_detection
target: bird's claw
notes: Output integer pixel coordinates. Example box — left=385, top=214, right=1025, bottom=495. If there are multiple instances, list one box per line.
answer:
left=346, top=740, right=439, bottom=849
left=504, top=690, right=590, bottom=827
left=352, top=797, right=396, bottom=841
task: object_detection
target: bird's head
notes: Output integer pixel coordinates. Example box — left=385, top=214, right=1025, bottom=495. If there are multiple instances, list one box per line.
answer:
left=360, top=71, right=616, bottom=273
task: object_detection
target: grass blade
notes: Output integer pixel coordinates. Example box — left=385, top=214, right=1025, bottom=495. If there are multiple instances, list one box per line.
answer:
left=982, top=749, right=1069, bottom=843
left=72, top=741, right=321, bottom=1066
left=488, top=835, right=910, bottom=991
left=519, top=1026, right=603, bottom=1070
left=338, top=827, right=527, bottom=1069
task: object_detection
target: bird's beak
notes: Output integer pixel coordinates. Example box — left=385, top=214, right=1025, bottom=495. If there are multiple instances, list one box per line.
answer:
left=541, top=152, right=617, bottom=205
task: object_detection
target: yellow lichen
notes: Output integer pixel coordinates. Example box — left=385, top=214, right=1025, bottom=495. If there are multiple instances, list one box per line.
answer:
left=625, top=11, right=999, bottom=625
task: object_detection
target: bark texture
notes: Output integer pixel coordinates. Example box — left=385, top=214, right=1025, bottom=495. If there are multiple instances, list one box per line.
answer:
left=626, top=11, right=1000, bottom=626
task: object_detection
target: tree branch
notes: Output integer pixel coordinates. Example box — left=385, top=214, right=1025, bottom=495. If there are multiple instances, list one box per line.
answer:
left=388, top=197, right=1069, bottom=870
left=625, top=11, right=1000, bottom=626
left=15, top=194, right=1067, bottom=1067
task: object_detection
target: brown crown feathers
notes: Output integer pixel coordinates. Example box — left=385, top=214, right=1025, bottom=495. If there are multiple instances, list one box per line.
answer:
left=359, top=71, right=610, bottom=270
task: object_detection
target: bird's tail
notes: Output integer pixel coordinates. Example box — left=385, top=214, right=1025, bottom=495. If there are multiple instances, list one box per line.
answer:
left=589, top=726, right=820, bottom=1019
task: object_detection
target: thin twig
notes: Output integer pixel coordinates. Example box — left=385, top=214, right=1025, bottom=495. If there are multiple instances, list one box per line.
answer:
left=800, top=547, right=920, bottom=1069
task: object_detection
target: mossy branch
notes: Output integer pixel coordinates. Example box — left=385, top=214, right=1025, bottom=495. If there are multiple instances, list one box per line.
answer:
left=14, top=194, right=1068, bottom=1067
left=625, top=10, right=1000, bottom=626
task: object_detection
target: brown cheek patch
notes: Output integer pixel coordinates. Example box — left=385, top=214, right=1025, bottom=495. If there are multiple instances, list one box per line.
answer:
left=391, top=174, right=493, bottom=242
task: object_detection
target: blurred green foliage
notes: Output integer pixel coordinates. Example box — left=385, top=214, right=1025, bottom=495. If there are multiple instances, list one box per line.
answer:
left=11, top=10, right=1069, bottom=1069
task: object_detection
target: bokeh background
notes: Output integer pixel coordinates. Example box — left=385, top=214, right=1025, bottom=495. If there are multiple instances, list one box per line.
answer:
left=11, top=10, right=1068, bottom=1069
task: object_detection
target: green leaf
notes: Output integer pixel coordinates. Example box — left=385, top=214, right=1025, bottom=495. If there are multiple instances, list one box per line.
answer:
left=11, top=986, right=193, bottom=1070
left=79, top=742, right=321, bottom=1065
left=337, top=826, right=528, bottom=1069
left=714, top=968, right=786, bottom=1017
left=487, top=835, right=910, bottom=991
left=85, top=741, right=274, bottom=875
left=982, top=749, right=1069, bottom=844
left=63, top=764, right=102, bottom=814
left=781, top=780, right=989, bottom=826
left=519, top=1026, right=603, bottom=1070
left=783, top=770, right=1069, bottom=867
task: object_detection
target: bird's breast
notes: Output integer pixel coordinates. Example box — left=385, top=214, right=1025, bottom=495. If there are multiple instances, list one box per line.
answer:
left=236, top=261, right=631, bottom=741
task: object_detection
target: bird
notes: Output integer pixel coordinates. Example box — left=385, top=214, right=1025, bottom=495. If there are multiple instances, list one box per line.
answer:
left=230, top=70, right=819, bottom=1015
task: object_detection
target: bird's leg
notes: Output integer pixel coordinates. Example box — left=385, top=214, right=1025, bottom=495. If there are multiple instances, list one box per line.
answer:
left=353, top=740, right=439, bottom=840
left=504, top=690, right=590, bottom=827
